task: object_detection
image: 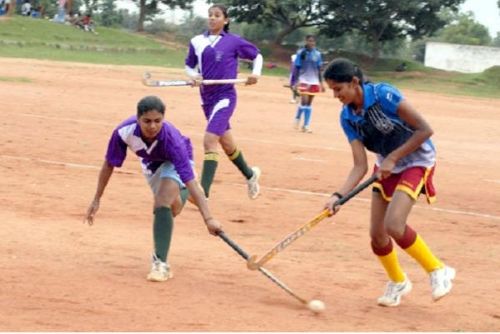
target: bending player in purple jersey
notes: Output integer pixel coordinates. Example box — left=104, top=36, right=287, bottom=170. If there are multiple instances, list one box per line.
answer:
left=84, top=96, right=222, bottom=282
left=184, top=3, right=263, bottom=200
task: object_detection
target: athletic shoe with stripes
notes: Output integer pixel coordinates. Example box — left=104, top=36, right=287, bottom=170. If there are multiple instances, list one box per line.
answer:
left=247, top=167, right=261, bottom=200
left=147, top=254, right=173, bottom=282
left=377, top=275, right=412, bottom=307
left=430, top=266, right=456, bottom=301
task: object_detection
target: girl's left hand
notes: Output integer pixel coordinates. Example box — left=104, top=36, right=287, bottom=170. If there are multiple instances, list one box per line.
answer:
left=246, top=75, right=258, bottom=85
left=378, top=156, right=397, bottom=180
left=84, top=198, right=100, bottom=225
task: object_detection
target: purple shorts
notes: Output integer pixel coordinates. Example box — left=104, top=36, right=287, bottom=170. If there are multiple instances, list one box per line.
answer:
left=202, top=96, right=237, bottom=136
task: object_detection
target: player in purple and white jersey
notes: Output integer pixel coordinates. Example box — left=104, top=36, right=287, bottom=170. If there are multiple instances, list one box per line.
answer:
left=184, top=3, right=263, bottom=201
left=84, top=96, right=222, bottom=282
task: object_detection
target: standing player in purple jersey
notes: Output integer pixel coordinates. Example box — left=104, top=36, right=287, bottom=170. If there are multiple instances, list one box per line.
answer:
left=184, top=4, right=263, bottom=200
left=322, top=58, right=455, bottom=307
left=291, top=35, right=325, bottom=133
left=84, top=96, right=222, bottom=282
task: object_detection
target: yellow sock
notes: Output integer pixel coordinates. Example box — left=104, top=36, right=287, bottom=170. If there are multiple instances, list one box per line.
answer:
left=403, top=235, right=444, bottom=273
left=377, top=248, right=406, bottom=283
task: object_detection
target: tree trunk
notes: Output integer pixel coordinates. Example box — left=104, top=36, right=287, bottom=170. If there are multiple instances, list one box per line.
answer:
left=371, top=38, right=381, bottom=61
left=7, top=0, right=15, bottom=15
left=272, top=25, right=296, bottom=46
left=66, top=0, right=73, bottom=14
left=137, top=0, right=146, bottom=32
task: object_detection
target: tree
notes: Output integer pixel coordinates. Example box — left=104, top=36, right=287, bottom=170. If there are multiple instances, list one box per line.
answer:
left=437, top=11, right=491, bottom=45
left=136, top=0, right=194, bottom=32
left=81, top=0, right=99, bottom=15
left=493, top=32, right=500, bottom=47
left=207, top=0, right=329, bottom=46
left=98, top=0, right=122, bottom=26
left=321, top=0, right=465, bottom=60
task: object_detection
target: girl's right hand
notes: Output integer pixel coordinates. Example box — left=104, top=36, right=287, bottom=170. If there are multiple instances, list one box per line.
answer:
left=190, top=75, right=203, bottom=87
left=324, top=194, right=342, bottom=216
left=205, top=218, right=223, bottom=236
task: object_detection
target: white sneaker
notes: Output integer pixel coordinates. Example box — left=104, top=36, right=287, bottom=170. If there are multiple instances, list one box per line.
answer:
left=289, top=98, right=297, bottom=104
left=293, top=119, right=300, bottom=130
left=430, top=266, right=456, bottom=301
left=147, top=254, right=173, bottom=282
left=302, top=126, right=312, bottom=133
left=247, top=167, right=261, bottom=200
left=377, top=276, right=412, bottom=307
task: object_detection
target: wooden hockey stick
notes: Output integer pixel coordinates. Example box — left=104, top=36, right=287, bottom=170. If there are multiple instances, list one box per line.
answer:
left=218, top=231, right=309, bottom=305
left=247, top=174, right=378, bottom=270
left=142, top=72, right=247, bottom=87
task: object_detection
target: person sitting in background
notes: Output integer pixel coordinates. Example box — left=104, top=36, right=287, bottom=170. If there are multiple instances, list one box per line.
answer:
left=21, top=0, right=31, bottom=16
left=78, top=13, right=97, bottom=34
left=68, top=11, right=80, bottom=25
left=396, top=62, right=407, bottom=72
left=30, top=4, right=41, bottom=17
left=2, top=0, right=11, bottom=15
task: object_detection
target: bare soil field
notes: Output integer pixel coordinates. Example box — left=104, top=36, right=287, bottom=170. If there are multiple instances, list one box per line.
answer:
left=1, top=58, right=499, bottom=331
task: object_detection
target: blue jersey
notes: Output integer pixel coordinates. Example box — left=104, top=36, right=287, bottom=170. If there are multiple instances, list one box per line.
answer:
left=340, top=82, right=435, bottom=173
left=292, top=47, right=322, bottom=85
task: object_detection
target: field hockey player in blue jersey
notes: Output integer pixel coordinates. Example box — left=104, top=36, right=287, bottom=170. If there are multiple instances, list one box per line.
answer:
left=184, top=3, right=263, bottom=200
left=322, top=58, right=455, bottom=307
left=84, top=96, right=222, bottom=282
left=290, top=35, right=325, bottom=133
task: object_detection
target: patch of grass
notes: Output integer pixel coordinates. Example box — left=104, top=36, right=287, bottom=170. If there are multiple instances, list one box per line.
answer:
left=0, top=16, right=184, bottom=67
left=0, top=16, right=163, bottom=49
left=0, top=76, right=31, bottom=83
left=0, top=44, right=186, bottom=67
left=1, top=16, right=499, bottom=98
left=369, top=66, right=500, bottom=99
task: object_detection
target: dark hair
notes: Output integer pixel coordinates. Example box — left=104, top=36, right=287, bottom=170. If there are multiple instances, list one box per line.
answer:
left=323, top=58, right=364, bottom=85
left=302, top=35, right=316, bottom=56
left=209, top=4, right=230, bottom=32
left=137, top=96, right=165, bottom=117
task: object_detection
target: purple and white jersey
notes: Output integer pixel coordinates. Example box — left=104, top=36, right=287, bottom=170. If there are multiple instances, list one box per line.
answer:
left=185, top=31, right=259, bottom=103
left=105, top=116, right=195, bottom=183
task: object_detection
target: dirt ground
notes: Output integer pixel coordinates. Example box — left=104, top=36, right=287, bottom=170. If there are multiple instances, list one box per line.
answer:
left=1, top=58, right=500, bottom=332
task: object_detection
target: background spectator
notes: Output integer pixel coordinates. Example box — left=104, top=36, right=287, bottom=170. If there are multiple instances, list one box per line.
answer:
left=21, top=0, right=31, bottom=16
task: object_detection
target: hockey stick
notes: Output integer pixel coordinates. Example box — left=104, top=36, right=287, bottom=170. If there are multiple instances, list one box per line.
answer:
left=142, top=72, right=247, bottom=87
left=218, top=231, right=309, bottom=305
left=247, top=174, right=378, bottom=270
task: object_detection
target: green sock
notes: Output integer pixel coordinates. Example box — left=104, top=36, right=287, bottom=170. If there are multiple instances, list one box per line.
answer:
left=153, top=206, right=174, bottom=262
left=180, top=188, right=189, bottom=205
left=201, top=152, right=219, bottom=197
left=228, top=148, right=253, bottom=180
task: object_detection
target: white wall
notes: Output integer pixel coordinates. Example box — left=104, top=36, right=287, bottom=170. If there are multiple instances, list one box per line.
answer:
left=425, top=41, right=500, bottom=73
